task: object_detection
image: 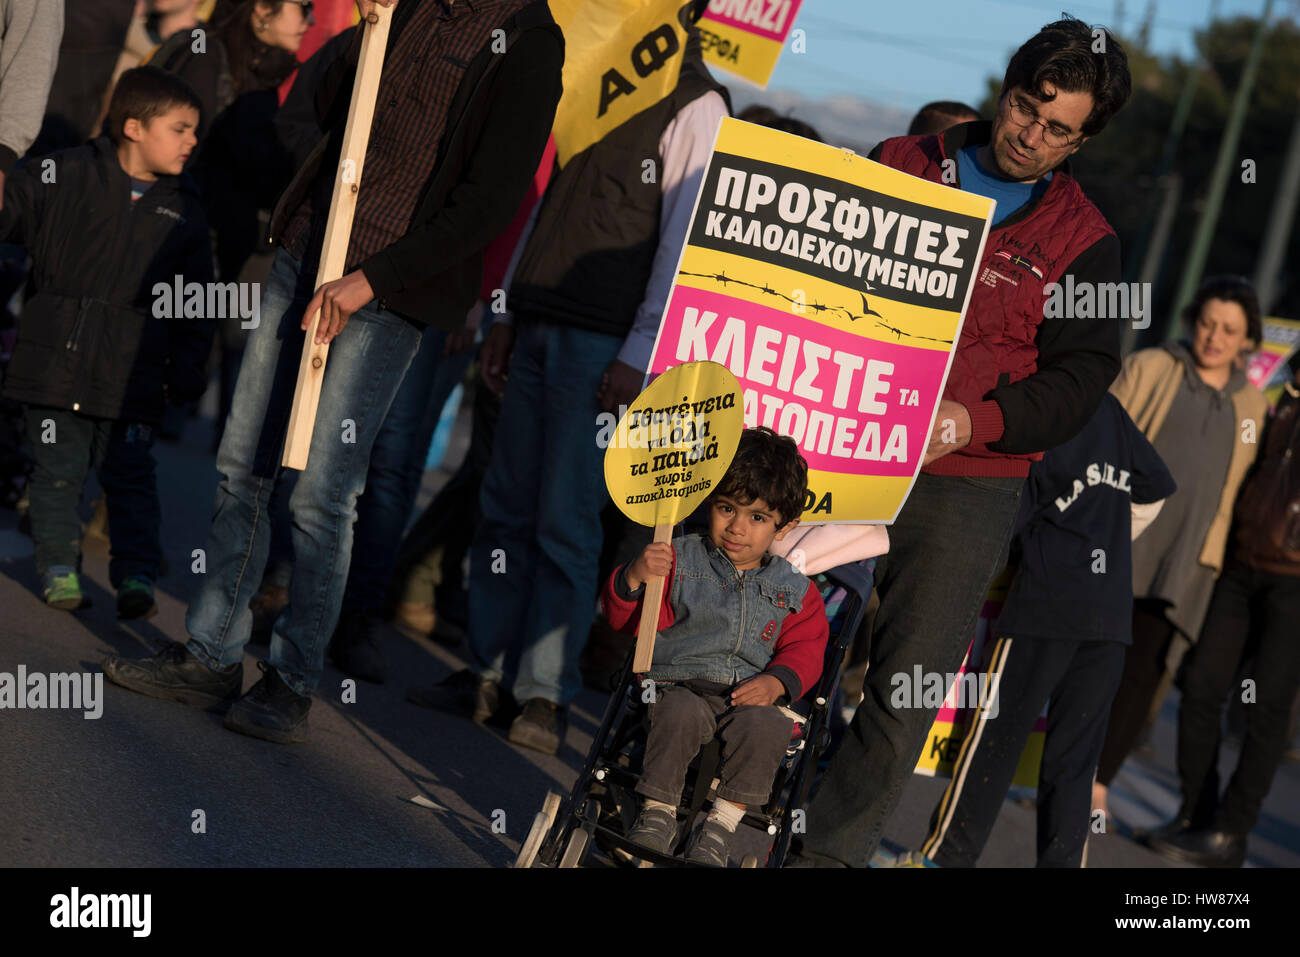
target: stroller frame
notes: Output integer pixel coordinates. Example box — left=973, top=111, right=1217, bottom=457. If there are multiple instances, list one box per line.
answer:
left=515, top=560, right=874, bottom=869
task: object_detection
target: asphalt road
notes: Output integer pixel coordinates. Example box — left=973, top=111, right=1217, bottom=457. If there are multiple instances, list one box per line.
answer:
left=1, top=402, right=1296, bottom=868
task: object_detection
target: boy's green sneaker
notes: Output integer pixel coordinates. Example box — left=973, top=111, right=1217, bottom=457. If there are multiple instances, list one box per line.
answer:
left=43, top=568, right=88, bottom=611
left=116, top=575, right=158, bottom=620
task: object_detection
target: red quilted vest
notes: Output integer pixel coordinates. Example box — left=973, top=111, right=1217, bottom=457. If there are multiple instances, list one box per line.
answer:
left=878, top=126, right=1114, bottom=474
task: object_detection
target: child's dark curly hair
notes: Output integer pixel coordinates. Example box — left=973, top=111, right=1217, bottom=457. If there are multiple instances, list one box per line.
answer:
left=711, top=427, right=808, bottom=528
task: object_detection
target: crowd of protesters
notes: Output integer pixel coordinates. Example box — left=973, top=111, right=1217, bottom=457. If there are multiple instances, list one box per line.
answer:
left=0, top=0, right=1296, bottom=868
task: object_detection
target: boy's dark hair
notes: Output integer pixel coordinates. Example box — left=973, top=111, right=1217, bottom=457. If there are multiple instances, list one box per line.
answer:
left=712, top=426, right=808, bottom=529
left=737, top=104, right=823, bottom=143
left=907, top=101, right=981, bottom=136
left=1182, top=274, right=1263, bottom=346
left=105, top=66, right=203, bottom=145
left=1001, top=15, right=1131, bottom=137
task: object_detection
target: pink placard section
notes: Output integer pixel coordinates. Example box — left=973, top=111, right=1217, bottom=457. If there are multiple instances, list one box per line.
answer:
left=648, top=285, right=950, bottom=478
left=703, top=0, right=803, bottom=42
left=1247, top=351, right=1285, bottom=390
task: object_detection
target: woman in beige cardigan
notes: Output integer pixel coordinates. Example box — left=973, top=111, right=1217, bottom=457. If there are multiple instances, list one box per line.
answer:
left=1092, top=276, right=1269, bottom=822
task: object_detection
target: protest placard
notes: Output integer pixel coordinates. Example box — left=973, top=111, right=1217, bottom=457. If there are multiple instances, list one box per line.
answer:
left=546, top=0, right=694, bottom=167
left=604, top=360, right=745, bottom=668
left=1246, top=316, right=1300, bottom=407
left=646, top=118, right=995, bottom=522
left=698, top=0, right=803, bottom=88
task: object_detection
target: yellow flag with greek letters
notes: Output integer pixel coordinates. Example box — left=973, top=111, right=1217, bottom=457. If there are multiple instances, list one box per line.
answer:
left=548, top=0, right=695, bottom=166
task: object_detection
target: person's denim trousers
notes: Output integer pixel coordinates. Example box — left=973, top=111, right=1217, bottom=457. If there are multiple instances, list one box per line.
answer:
left=340, top=319, right=464, bottom=615
left=795, top=472, right=1024, bottom=866
left=185, top=248, right=422, bottom=694
left=467, top=318, right=622, bottom=706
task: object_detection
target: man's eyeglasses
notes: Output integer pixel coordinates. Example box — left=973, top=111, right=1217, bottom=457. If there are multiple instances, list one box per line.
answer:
left=1005, top=93, right=1080, bottom=149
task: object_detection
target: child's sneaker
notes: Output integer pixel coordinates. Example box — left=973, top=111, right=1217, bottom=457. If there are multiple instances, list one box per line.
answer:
left=43, top=567, right=88, bottom=611
left=626, top=802, right=677, bottom=856
left=879, top=850, right=939, bottom=868
left=116, top=575, right=157, bottom=620
left=685, top=818, right=733, bottom=867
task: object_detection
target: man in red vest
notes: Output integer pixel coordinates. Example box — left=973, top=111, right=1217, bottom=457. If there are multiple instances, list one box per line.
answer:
left=792, top=15, right=1132, bottom=867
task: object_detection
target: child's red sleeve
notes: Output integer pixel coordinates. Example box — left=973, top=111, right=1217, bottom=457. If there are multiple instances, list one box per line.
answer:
left=763, top=580, right=828, bottom=701
left=600, top=549, right=677, bottom=636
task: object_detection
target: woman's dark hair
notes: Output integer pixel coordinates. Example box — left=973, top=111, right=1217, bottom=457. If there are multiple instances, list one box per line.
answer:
left=106, top=66, right=204, bottom=144
left=712, top=426, right=808, bottom=529
left=1001, top=14, right=1131, bottom=136
left=1183, top=274, right=1263, bottom=345
left=211, top=0, right=301, bottom=97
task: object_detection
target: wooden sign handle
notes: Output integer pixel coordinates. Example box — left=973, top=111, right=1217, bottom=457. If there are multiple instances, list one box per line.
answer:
left=281, top=5, right=393, bottom=470
left=632, top=522, right=673, bottom=673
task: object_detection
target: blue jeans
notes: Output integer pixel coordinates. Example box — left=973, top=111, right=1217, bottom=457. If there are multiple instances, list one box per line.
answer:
left=467, top=318, right=622, bottom=705
left=341, top=320, right=471, bottom=615
left=185, top=249, right=423, bottom=694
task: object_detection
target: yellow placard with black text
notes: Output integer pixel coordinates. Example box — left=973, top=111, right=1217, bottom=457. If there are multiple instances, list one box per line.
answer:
left=604, top=361, right=744, bottom=527
left=547, top=0, right=697, bottom=167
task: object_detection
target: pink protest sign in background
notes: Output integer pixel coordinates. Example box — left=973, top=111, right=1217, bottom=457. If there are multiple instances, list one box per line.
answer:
left=703, top=0, right=803, bottom=42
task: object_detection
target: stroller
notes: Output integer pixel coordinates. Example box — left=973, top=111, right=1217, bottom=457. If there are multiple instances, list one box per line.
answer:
left=514, top=559, right=874, bottom=868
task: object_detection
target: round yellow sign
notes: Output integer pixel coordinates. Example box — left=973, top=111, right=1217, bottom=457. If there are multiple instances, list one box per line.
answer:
left=604, top=361, right=745, bottom=527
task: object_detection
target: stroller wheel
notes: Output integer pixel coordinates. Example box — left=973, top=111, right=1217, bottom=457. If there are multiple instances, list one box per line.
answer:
left=558, top=798, right=600, bottom=868
left=559, top=827, right=591, bottom=868
left=514, top=791, right=562, bottom=868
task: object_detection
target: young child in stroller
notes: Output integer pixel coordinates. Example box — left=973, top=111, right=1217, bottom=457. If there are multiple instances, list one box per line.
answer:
left=600, top=427, right=829, bottom=865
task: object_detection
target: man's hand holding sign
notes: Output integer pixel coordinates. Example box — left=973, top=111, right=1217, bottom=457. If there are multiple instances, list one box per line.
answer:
left=604, top=361, right=744, bottom=671
left=923, top=398, right=973, bottom=465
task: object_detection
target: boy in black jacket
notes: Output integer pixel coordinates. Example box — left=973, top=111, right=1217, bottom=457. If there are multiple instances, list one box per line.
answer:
left=1, top=66, right=214, bottom=614
left=905, top=394, right=1174, bottom=867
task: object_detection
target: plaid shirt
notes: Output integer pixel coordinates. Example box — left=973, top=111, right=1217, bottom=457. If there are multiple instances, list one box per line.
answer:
left=282, top=0, right=530, bottom=275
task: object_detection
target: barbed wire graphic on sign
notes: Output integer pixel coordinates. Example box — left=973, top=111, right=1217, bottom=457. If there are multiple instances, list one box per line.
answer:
left=676, top=269, right=954, bottom=345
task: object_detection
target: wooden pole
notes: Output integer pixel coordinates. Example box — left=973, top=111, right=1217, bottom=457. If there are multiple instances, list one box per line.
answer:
left=281, top=5, right=393, bottom=470
left=632, top=522, right=673, bottom=672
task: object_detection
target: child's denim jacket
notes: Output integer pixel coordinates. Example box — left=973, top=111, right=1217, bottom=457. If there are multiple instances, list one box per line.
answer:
left=648, top=532, right=809, bottom=686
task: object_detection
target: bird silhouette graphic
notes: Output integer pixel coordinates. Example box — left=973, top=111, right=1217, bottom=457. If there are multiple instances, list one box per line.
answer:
left=859, top=292, right=882, bottom=319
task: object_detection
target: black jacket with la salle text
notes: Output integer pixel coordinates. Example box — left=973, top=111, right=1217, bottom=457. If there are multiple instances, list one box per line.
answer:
left=0, top=137, right=215, bottom=424
left=998, top=393, right=1176, bottom=644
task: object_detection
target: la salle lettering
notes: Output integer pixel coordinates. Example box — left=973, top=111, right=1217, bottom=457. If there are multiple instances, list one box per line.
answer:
left=1054, top=461, right=1133, bottom=512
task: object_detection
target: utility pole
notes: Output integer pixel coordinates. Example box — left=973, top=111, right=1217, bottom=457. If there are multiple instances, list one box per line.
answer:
left=1252, top=97, right=1300, bottom=315
left=1122, top=61, right=1199, bottom=352
left=1168, top=0, right=1275, bottom=337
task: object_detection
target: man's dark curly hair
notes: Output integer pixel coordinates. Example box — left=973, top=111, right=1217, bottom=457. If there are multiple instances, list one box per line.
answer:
left=1001, top=14, right=1131, bottom=137
left=711, top=426, right=808, bottom=529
